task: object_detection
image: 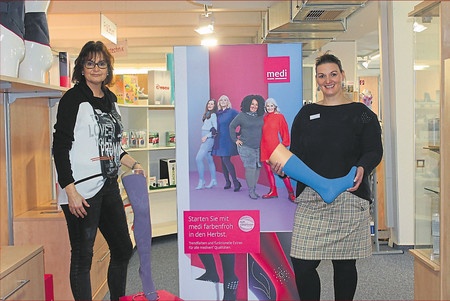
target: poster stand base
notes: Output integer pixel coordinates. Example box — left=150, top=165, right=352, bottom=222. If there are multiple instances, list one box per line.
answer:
left=120, top=290, right=183, bottom=301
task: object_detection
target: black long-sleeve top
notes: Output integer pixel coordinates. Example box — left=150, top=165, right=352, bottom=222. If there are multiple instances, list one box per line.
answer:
left=290, top=102, right=383, bottom=202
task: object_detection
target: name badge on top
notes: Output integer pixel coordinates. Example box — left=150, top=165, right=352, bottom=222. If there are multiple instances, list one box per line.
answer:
left=310, top=113, right=320, bottom=120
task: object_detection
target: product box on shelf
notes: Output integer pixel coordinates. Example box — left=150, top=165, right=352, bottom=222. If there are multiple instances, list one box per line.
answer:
left=149, top=176, right=157, bottom=189
left=160, top=158, right=176, bottom=186
left=129, top=130, right=138, bottom=149
left=136, top=130, right=147, bottom=148
left=148, top=132, right=159, bottom=147
left=148, top=70, right=172, bottom=105
left=166, top=131, right=175, bottom=146
left=111, top=75, right=139, bottom=104
left=158, top=178, right=169, bottom=187
left=121, top=131, right=130, bottom=149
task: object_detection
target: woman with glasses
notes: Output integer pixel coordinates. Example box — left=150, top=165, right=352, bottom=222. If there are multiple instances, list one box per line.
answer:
left=53, top=41, right=144, bottom=301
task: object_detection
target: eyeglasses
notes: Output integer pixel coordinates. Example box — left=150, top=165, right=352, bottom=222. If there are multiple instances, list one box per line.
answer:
left=84, top=60, right=108, bottom=69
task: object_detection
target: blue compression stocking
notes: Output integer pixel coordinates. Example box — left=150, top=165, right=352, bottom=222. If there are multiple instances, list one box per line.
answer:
left=282, top=155, right=357, bottom=203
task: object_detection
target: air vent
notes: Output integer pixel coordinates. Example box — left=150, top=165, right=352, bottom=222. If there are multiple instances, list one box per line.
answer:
left=305, top=10, right=325, bottom=20
left=305, top=9, right=345, bottom=21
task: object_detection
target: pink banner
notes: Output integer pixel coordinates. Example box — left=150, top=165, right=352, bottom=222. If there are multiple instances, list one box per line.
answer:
left=184, top=210, right=260, bottom=254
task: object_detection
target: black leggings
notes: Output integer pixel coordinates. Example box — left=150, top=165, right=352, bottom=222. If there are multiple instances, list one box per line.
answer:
left=62, top=178, right=133, bottom=300
left=291, top=257, right=357, bottom=301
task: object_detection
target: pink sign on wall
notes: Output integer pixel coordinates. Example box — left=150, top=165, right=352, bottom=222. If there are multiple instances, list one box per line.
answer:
left=264, top=56, right=290, bottom=83
left=184, top=210, right=260, bottom=254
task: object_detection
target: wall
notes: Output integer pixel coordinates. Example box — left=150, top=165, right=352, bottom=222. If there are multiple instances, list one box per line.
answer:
left=389, top=1, right=418, bottom=245
left=1, top=95, right=7, bottom=245
left=319, top=41, right=357, bottom=89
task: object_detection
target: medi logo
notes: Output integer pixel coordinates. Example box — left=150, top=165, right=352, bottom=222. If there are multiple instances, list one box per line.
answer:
left=264, top=56, right=290, bottom=83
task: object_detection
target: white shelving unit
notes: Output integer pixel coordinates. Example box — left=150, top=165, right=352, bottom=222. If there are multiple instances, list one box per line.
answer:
left=118, top=102, right=177, bottom=237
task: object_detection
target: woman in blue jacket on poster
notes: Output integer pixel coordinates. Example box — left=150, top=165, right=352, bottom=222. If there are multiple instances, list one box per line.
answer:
left=212, top=95, right=242, bottom=191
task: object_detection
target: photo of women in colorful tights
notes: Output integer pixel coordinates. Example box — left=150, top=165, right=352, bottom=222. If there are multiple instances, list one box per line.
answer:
left=260, top=98, right=295, bottom=201
left=195, top=99, right=218, bottom=189
left=212, top=95, right=241, bottom=191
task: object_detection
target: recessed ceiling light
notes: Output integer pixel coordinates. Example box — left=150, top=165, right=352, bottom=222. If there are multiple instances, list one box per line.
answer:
left=201, top=38, right=217, bottom=46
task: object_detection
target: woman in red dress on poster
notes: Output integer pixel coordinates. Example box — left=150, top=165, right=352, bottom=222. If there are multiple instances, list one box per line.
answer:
left=260, top=98, right=296, bottom=201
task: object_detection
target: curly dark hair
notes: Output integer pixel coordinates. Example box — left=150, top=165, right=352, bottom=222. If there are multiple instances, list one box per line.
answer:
left=202, top=99, right=218, bottom=122
left=315, top=52, right=343, bottom=73
left=240, top=94, right=265, bottom=116
left=72, top=41, right=114, bottom=86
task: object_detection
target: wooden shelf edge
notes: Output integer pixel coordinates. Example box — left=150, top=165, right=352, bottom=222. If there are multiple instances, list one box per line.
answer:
left=0, top=75, right=68, bottom=93
left=150, top=187, right=176, bottom=194
left=117, top=103, right=175, bottom=110
left=0, top=245, right=44, bottom=278
left=152, top=221, right=177, bottom=237
left=410, top=249, right=441, bottom=271
left=125, top=146, right=175, bottom=152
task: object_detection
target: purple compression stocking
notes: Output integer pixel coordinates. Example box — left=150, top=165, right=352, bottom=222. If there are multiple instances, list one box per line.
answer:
left=122, top=174, right=158, bottom=300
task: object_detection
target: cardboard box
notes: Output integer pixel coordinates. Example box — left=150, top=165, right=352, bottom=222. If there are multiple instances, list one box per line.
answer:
left=166, top=131, right=175, bottom=146
left=148, top=132, right=159, bottom=147
left=111, top=75, right=139, bottom=104
left=148, top=70, right=172, bottom=105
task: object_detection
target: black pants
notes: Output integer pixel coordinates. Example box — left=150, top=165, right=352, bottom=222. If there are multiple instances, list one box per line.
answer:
left=291, top=257, right=357, bottom=301
left=62, top=178, right=133, bottom=301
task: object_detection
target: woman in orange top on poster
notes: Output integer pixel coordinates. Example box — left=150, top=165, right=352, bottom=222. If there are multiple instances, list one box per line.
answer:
left=260, top=98, right=295, bottom=201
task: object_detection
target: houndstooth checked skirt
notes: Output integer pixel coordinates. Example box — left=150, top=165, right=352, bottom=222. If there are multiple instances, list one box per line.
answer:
left=290, top=187, right=372, bottom=260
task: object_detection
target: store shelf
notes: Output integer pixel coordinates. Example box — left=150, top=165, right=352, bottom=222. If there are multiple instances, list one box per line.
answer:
left=424, top=187, right=440, bottom=195
left=149, top=187, right=176, bottom=194
left=125, top=146, right=175, bottom=152
left=118, top=84, right=177, bottom=238
left=424, top=145, right=440, bottom=154
left=0, top=75, right=67, bottom=94
left=410, top=248, right=440, bottom=271
left=118, top=103, right=174, bottom=110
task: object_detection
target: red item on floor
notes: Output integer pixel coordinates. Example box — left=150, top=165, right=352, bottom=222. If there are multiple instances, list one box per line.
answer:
left=44, top=274, right=54, bottom=301
left=119, top=290, right=183, bottom=301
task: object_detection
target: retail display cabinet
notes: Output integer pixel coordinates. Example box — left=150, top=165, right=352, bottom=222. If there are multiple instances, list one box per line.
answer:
left=409, top=2, right=450, bottom=300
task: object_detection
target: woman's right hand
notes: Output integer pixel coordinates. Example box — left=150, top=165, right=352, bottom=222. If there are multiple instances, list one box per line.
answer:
left=201, top=136, right=208, bottom=143
left=236, top=139, right=243, bottom=147
left=65, top=183, right=90, bottom=218
left=267, top=160, right=285, bottom=177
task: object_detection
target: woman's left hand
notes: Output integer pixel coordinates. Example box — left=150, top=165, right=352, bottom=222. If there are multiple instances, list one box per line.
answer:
left=347, top=166, right=364, bottom=192
left=132, top=163, right=146, bottom=176
left=201, top=136, right=208, bottom=143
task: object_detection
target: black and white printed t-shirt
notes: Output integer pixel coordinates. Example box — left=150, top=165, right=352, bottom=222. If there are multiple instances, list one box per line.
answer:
left=53, top=81, right=125, bottom=205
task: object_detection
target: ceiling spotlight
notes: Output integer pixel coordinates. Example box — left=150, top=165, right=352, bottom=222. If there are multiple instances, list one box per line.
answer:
left=195, top=5, right=215, bottom=35
left=414, top=64, right=430, bottom=71
left=362, top=61, right=370, bottom=69
left=201, top=38, right=217, bottom=47
left=413, top=21, right=427, bottom=33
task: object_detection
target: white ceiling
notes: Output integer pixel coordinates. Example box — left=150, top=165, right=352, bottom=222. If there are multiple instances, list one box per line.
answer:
left=46, top=0, right=379, bottom=70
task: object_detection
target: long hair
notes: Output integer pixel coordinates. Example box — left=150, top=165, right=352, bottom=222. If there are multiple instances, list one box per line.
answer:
left=218, top=95, right=232, bottom=110
left=72, top=41, right=114, bottom=86
left=265, top=98, right=280, bottom=113
left=240, top=95, right=265, bottom=116
left=202, top=99, right=218, bottom=122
